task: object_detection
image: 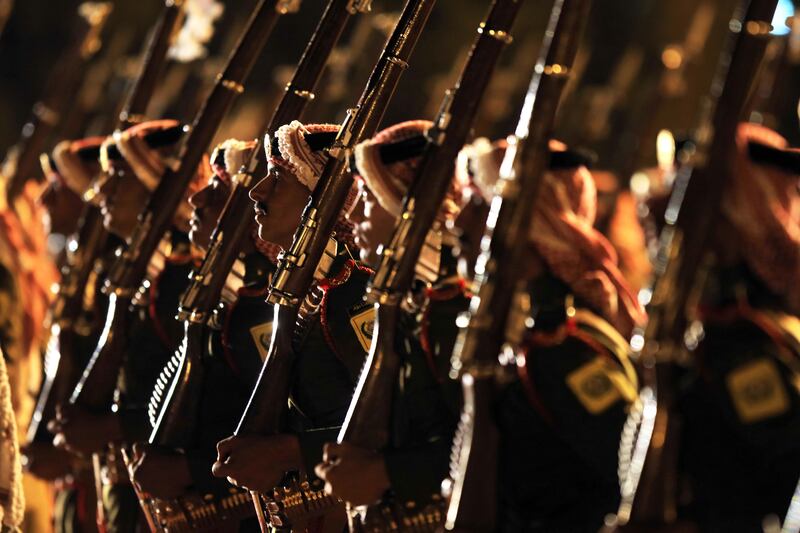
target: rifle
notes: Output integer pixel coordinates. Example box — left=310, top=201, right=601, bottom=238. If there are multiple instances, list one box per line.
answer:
left=336, top=0, right=523, bottom=529
left=118, top=0, right=189, bottom=130
left=2, top=2, right=112, bottom=204
left=27, top=0, right=188, bottom=447
left=139, top=1, right=369, bottom=530
left=606, top=0, right=779, bottom=529
left=69, top=0, right=299, bottom=412
left=441, top=0, right=591, bottom=530
left=234, top=0, right=435, bottom=528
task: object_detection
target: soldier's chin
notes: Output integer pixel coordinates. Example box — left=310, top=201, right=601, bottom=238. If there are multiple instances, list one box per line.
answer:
left=256, top=224, right=273, bottom=245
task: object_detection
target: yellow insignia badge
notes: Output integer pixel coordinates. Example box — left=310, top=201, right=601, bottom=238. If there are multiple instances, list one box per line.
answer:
left=566, top=357, right=626, bottom=415
left=249, top=322, right=273, bottom=361
left=726, top=358, right=789, bottom=424
left=349, top=305, right=376, bottom=353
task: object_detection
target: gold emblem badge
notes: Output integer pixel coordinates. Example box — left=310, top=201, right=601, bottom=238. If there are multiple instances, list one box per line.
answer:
left=566, top=357, right=631, bottom=415
left=249, top=322, right=273, bottom=361
left=349, top=304, right=376, bottom=353
left=726, top=358, right=789, bottom=424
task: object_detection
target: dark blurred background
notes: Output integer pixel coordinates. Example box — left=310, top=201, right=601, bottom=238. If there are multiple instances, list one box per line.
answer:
left=0, top=0, right=797, bottom=179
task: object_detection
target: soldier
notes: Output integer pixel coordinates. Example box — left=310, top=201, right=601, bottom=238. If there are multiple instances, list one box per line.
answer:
left=125, top=139, right=273, bottom=531
left=22, top=138, right=103, bottom=482
left=314, top=120, right=469, bottom=511
left=24, top=136, right=108, bottom=533
left=679, top=123, right=800, bottom=531
left=211, top=121, right=373, bottom=505
left=49, top=119, right=207, bottom=532
left=457, top=138, right=645, bottom=532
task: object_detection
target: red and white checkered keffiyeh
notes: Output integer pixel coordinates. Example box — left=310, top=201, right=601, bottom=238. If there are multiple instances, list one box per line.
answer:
left=460, top=138, right=647, bottom=336
left=354, top=120, right=466, bottom=221
left=456, top=136, right=507, bottom=202
left=209, top=138, right=257, bottom=185
left=722, top=123, right=800, bottom=314
left=530, top=155, right=647, bottom=336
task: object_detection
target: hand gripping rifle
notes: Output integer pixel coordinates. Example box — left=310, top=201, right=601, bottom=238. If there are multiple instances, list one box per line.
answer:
left=27, top=0, right=187, bottom=446
left=3, top=2, right=112, bottom=204
left=233, top=0, right=436, bottom=528
left=604, top=0, right=779, bottom=529
left=336, top=0, right=523, bottom=529
left=441, top=0, right=591, bottom=530
left=69, top=0, right=300, bottom=412
left=138, top=1, right=370, bottom=530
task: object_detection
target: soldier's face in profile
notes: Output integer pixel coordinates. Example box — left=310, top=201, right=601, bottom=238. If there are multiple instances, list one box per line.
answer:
left=249, top=165, right=311, bottom=249
left=347, top=180, right=397, bottom=266
left=97, top=168, right=150, bottom=239
left=188, top=175, right=229, bottom=250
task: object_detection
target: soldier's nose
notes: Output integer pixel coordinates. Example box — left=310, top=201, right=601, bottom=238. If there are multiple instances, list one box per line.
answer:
left=249, top=176, right=270, bottom=203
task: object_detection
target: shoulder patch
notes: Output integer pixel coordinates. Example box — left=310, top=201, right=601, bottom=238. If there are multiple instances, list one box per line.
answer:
left=349, top=303, right=376, bottom=353
left=249, top=322, right=273, bottom=361
left=566, top=356, right=634, bottom=415
left=726, top=357, right=789, bottom=424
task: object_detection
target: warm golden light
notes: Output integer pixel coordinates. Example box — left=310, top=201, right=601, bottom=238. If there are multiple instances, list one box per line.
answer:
left=656, top=129, right=676, bottom=171
left=661, top=46, right=683, bottom=70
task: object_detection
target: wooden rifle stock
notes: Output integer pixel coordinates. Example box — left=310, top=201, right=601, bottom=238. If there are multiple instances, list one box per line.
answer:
left=235, top=0, right=437, bottom=437
left=611, top=0, right=779, bottom=528
left=150, top=0, right=367, bottom=451
left=70, top=0, right=296, bottom=411
left=338, top=0, right=523, bottom=454
left=442, top=0, right=591, bottom=530
left=4, top=2, right=112, bottom=203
